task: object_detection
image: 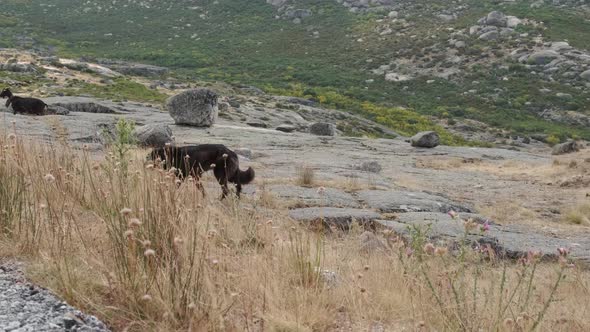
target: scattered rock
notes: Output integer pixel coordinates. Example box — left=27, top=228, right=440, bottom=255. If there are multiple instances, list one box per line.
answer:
left=99, top=60, right=169, bottom=77
left=50, top=100, right=118, bottom=114
left=479, top=30, right=499, bottom=41
left=46, top=105, right=70, bottom=115
left=262, top=185, right=361, bottom=208
left=247, top=121, right=268, bottom=128
left=485, top=11, right=507, bottom=27
left=410, top=131, right=440, bottom=148
left=528, top=50, right=560, bottom=65
left=276, top=124, right=297, bottom=133
left=287, top=97, right=316, bottom=107
left=552, top=140, right=580, bottom=155
left=309, top=122, right=336, bottom=136
left=385, top=72, right=412, bottom=82
left=551, top=41, right=572, bottom=52
left=357, top=190, right=472, bottom=214
left=134, top=124, right=173, bottom=147
left=288, top=207, right=380, bottom=228
left=218, top=102, right=230, bottom=112
left=0, top=62, right=37, bottom=72
left=166, top=89, right=219, bottom=127
left=506, top=16, right=522, bottom=28
left=377, top=212, right=590, bottom=263
left=357, top=161, right=382, bottom=173
left=580, top=70, right=590, bottom=81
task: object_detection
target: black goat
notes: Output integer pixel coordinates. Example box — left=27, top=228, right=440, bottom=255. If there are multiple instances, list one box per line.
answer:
left=147, top=144, right=255, bottom=199
left=0, top=88, right=47, bottom=115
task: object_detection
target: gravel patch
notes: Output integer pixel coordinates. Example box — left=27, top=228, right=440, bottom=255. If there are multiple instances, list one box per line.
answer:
left=0, top=262, right=110, bottom=332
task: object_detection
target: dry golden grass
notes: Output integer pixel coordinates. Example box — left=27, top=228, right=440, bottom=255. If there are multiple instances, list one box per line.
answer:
left=416, top=151, right=590, bottom=185
left=563, top=203, right=590, bottom=226
left=296, top=165, right=315, bottom=187
left=477, top=201, right=540, bottom=226
left=1, top=130, right=589, bottom=331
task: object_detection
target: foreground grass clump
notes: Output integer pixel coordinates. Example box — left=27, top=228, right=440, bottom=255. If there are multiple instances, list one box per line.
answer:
left=0, top=127, right=589, bottom=331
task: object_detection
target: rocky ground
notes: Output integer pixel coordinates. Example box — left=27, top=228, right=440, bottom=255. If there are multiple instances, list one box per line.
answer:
left=0, top=261, right=110, bottom=332
left=2, top=48, right=590, bottom=329
left=1, top=90, right=588, bottom=265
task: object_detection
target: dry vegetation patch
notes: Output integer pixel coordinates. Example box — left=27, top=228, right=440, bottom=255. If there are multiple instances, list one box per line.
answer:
left=0, top=127, right=589, bottom=331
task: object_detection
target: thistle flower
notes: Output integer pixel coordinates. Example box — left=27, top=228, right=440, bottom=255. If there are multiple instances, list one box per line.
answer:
left=210, top=163, right=216, bottom=168
left=480, top=220, right=491, bottom=233
left=557, top=247, right=569, bottom=257
left=142, top=240, right=152, bottom=248
left=434, top=247, right=448, bottom=256
left=222, top=153, right=228, bottom=159
left=141, top=294, right=152, bottom=301
left=528, top=250, right=542, bottom=262
left=39, top=203, right=47, bottom=209
left=188, top=303, right=196, bottom=310
left=423, top=243, right=435, bottom=255
left=124, top=229, right=134, bottom=239
left=128, top=218, right=142, bottom=228
left=448, top=210, right=458, bottom=219
left=184, top=154, right=190, bottom=160
left=317, top=186, right=326, bottom=195
left=144, top=249, right=156, bottom=257
left=211, top=259, right=219, bottom=266
left=44, top=174, right=55, bottom=182
left=165, top=142, right=171, bottom=147
left=120, top=208, right=132, bottom=216
left=174, top=237, right=183, bottom=246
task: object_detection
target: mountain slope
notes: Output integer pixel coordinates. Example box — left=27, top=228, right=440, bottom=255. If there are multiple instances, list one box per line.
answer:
left=2, top=0, right=590, bottom=144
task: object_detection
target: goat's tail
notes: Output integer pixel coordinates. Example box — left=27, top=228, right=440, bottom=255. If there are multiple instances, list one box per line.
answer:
left=237, top=167, right=255, bottom=184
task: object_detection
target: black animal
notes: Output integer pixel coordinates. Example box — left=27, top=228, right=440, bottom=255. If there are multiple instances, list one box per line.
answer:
left=0, top=88, right=48, bottom=115
left=147, top=144, right=255, bottom=199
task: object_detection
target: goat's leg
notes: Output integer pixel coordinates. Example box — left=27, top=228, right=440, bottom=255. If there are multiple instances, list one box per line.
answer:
left=235, top=184, right=242, bottom=198
left=218, top=175, right=229, bottom=200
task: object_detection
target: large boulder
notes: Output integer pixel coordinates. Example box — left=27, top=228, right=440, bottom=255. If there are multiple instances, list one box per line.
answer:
left=552, top=140, right=580, bottom=155
left=506, top=16, right=522, bottom=28
left=134, top=124, right=173, bottom=147
left=309, top=122, right=335, bottom=136
left=479, top=30, right=499, bottom=41
left=527, top=50, right=560, bottom=65
left=485, top=11, right=507, bottom=27
left=410, top=131, right=440, bottom=148
left=166, top=89, right=218, bottom=127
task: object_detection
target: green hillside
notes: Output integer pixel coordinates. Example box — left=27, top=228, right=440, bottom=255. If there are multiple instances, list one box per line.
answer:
left=2, top=0, right=590, bottom=143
